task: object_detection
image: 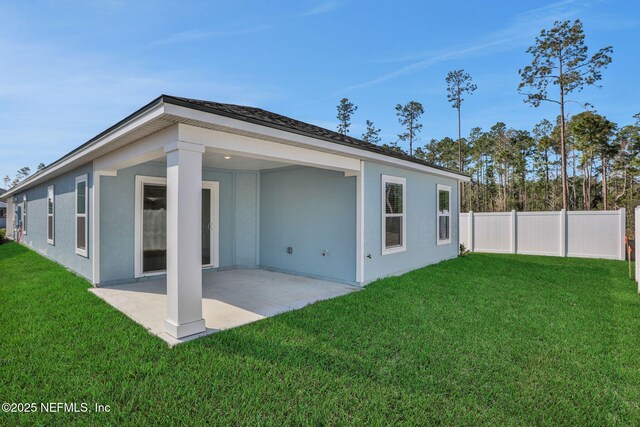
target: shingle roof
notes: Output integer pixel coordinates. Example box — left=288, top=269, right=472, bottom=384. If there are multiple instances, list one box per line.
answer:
left=1, top=94, right=468, bottom=200
left=163, top=95, right=467, bottom=178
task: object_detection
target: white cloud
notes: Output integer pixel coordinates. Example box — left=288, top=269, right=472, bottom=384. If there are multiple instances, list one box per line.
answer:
left=297, top=1, right=341, bottom=17
left=0, top=33, right=274, bottom=179
left=146, top=25, right=272, bottom=48
left=310, top=0, right=598, bottom=102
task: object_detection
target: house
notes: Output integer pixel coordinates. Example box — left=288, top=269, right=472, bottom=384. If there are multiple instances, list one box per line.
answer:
left=0, top=95, right=469, bottom=340
left=0, top=189, right=6, bottom=229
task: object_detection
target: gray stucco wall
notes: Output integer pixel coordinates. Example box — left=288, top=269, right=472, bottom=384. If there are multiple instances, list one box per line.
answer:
left=234, top=173, right=259, bottom=268
left=8, top=156, right=461, bottom=287
left=363, top=161, right=459, bottom=283
left=259, top=166, right=357, bottom=283
left=99, top=162, right=259, bottom=284
left=12, top=164, right=94, bottom=280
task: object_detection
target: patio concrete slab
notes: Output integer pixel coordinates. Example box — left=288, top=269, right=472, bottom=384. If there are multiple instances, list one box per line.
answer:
left=89, top=269, right=357, bottom=346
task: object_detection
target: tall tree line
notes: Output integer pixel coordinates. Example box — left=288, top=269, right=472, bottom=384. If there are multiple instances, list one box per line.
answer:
left=332, top=20, right=638, bottom=234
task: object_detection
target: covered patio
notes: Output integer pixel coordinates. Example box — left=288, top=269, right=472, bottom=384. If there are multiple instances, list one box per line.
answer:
left=92, top=99, right=365, bottom=341
left=90, top=269, right=357, bottom=345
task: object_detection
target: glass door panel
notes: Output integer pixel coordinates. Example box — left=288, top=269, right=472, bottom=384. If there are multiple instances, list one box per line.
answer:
left=142, top=184, right=167, bottom=273
left=202, top=188, right=211, bottom=266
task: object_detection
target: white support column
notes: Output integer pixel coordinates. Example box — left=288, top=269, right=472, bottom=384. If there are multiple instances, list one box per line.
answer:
left=91, top=169, right=117, bottom=286
left=635, top=206, right=639, bottom=290
left=468, top=211, right=474, bottom=252
left=6, top=198, right=13, bottom=239
left=164, top=141, right=206, bottom=339
left=560, top=209, right=567, bottom=257
left=91, top=172, right=100, bottom=285
left=355, top=160, right=365, bottom=285
left=619, top=208, right=626, bottom=261
left=511, top=210, right=517, bottom=254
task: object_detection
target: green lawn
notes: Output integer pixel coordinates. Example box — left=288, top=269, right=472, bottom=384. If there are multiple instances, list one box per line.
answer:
left=1, top=242, right=639, bottom=425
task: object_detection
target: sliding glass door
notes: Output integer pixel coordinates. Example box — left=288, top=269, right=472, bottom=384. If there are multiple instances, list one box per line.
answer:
left=137, top=177, right=219, bottom=277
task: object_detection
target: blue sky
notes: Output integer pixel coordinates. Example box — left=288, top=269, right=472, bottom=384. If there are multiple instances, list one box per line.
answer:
left=1, top=0, right=639, bottom=182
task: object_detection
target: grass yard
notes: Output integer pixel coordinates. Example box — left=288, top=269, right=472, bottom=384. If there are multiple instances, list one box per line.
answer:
left=1, top=242, right=639, bottom=425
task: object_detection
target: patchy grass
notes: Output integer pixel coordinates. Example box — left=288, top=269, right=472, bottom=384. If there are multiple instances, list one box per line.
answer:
left=0, top=242, right=639, bottom=425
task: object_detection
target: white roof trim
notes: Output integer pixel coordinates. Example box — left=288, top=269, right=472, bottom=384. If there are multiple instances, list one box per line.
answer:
left=2, top=103, right=166, bottom=199
left=164, top=103, right=470, bottom=182
left=2, top=98, right=469, bottom=199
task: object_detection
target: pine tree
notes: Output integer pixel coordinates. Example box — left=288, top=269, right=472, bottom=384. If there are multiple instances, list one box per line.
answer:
left=395, top=101, right=424, bottom=157
left=518, top=19, right=613, bottom=209
left=336, top=98, right=357, bottom=135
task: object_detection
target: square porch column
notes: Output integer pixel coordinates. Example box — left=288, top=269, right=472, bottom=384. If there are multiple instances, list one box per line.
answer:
left=164, top=141, right=206, bottom=338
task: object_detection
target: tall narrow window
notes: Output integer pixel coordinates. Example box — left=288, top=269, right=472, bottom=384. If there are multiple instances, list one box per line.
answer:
left=47, top=185, right=55, bottom=245
left=22, top=195, right=27, bottom=234
left=382, top=175, right=406, bottom=255
left=75, top=175, right=88, bottom=257
left=437, top=184, right=451, bottom=244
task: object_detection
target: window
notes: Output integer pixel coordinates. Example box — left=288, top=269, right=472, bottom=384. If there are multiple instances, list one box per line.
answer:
left=382, top=175, right=406, bottom=255
left=0, top=207, right=5, bottom=219
left=75, top=175, right=88, bottom=257
left=437, top=184, right=451, bottom=244
left=22, top=195, right=27, bottom=234
left=47, top=185, right=55, bottom=245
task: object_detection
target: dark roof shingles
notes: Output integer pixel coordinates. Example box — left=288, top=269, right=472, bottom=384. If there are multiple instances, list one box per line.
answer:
left=164, top=95, right=466, bottom=177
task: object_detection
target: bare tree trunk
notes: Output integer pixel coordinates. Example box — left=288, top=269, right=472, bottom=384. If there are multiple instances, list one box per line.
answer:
left=503, top=167, right=508, bottom=211
left=582, top=165, right=588, bottom=210
left=571, top=148, right=577, bottom=209
left=544, top=149, right=550, bottom=209
left=409, top=116, right=413, bottom=157
left=557, top=54, right=569, bottom=209
left=457, top=105, right=462, bottom=171
left=587, top=160, right=593, bottom=210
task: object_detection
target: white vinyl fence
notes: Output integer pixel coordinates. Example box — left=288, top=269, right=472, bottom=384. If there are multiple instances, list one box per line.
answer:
left=635, top=206, right=640, bottom=293
left=460, top=209, right=626, bottom=261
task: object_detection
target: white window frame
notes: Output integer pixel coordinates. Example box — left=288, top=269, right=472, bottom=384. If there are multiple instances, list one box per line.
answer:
left=437, top=184, right=452, bottom=245
left=133, top=175, right=220, bottom=278
left=381, top=175, right=407, bottom=255
left=47, top=185, right=55, bottom=245
left=22, top=194, right=27, bottom=235
left=75, top=174, right=88, bottom=257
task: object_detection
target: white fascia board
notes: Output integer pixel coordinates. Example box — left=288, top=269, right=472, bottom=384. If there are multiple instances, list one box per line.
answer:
left=2, top=103, right=166, bottom=199
left=94, top=125, right=178, bottom=173
left=178, top=124, right=361, bottom=173
left=165, top=103, right=470, bottom=182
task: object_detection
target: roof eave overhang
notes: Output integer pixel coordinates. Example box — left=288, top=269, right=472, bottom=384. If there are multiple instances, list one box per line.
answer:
left=1, top=96, right=167, bottom=200
left=1, top=96, right=469, bottom=200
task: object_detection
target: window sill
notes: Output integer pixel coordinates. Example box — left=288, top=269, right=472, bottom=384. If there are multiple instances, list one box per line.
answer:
left=382, top=245, right=406, bottom=256
left=437, top=239, right=452, bottom=246
left=75, top=249, right=88, bottom=258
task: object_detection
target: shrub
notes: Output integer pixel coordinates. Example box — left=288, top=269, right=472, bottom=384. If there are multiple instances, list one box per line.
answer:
left=0, top=228, right=5, bottom=243
left=459, top=243, right=470, bottom=257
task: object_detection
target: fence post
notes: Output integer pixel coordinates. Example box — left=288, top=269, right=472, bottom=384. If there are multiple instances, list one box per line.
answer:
left=468, top=211, right=474, bottom=252
left=560, top=209, right=567, bottom=257
left=511, top=210, right=517, bottom=254
left=635, top=206, right=639, bottom=291
left=619, top=208, right=626, bottom=261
